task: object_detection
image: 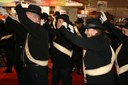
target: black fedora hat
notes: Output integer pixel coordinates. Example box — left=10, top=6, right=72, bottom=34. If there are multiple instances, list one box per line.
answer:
left=85, top=18, right=106, bottom=30
left=26, top=4, right=42, bottom=17
left=56, top=14, right=72, bottom=25
left=41, top=12, right=48, bottom=20
left=75, top=18, right=84, bottom=23
left=53, top=11, right=60, bottom=16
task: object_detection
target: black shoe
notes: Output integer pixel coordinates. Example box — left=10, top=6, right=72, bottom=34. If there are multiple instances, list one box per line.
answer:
left=3, top=70, right=12, bottom=73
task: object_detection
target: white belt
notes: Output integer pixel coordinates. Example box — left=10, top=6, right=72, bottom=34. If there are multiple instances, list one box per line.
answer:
left=53, top=41, right=73, bottom=58
left=25, top=34, right=48, bottom=66
left=74, top=26, right=82, bottom=37
left=1, top=34, right=13, bottom=40
left=84, top=46, right=116, bottom=76
left=115, top=44, right=128, bottom=75
left=53, top=17, right=56, bottom=29
left=83, top=49, right=87, bottom=83
left=116, top=64, right=128, bottom=75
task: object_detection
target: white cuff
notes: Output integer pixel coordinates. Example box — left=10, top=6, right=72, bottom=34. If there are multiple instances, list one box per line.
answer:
left=69, top=24, right=74, bottom=33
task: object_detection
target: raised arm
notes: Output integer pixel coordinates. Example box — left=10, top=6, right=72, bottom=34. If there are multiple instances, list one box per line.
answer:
left=5, top=17, right=26, bottom=39
left=15, top=4, right=44, bottom=39
left=100, top=12, right=128, bottom=43
left=0, top=7, right=26, bottom=39
left=60, top=26, right=104, bottom=50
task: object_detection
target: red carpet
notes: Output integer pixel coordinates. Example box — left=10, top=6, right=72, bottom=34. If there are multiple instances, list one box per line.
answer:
left=0, top=67, right=84, bottom=85
left=0, top=67, right=18, bottom=85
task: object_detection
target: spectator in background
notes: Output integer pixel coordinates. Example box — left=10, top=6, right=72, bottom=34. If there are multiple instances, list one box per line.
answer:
left=75, top=18, right=86, bottom=37
left=0, top=18, right=15, bottom=73
left=72, top=18, right=86, bottom=74
left=52, top=11, right=60, bottom=29
left=122, top=18, right=128, bottom=25
left=48, top=15, right=54, bottom=26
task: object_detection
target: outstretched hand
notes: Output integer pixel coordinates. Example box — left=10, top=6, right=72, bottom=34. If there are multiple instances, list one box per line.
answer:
left=0, top=7, right=8, bottom=18
left=100, top=11, right=107, bottom=23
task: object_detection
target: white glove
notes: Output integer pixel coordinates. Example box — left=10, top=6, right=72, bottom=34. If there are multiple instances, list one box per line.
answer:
left=62, top=22, right=68, bottom=28
left=21, top=1, right=29, bottom=8
left=68, top=24, right=74, bottom=33
left=0, top=7, right=8, bottom=16
left=40, top=19, right=46, bottom=26
left=100, top=11, right=107, bottom=23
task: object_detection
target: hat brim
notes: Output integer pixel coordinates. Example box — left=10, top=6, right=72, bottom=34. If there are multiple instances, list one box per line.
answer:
left=26, top=9, right=42, bottom=17
left=85, top=24, right=106, bottom=30
left=75, top=21, right=84, bottom=23
left=57, top=16, right=72, bottom=25
left=41, top=13, right=48, bottom=20
left=56, top=16, right=67, bottom=21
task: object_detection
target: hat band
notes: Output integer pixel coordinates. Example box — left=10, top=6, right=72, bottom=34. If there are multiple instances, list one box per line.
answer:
left=85, top=24, right=105, bottom=30
left=27, top=9, right=41, bottom=14
left=86, top=24, right=99, bottom=28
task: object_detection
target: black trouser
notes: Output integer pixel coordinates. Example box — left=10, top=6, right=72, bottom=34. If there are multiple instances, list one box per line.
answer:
left=14, top=59, right=23, bottom=85
left=118, top=72, right=128, bottom=85
left=21, top=65, right=48, bottom=85
left=13, top=47, right=23, bottom=85
left=52, top=66, right=72, bottom=85
left=75, top=53, right=82, bottom=72
left=72, top=49, right=83, bottom=72
left=4, top=49, right=14, bottom=71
